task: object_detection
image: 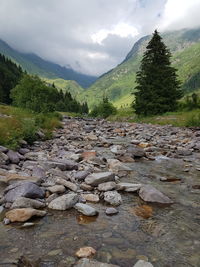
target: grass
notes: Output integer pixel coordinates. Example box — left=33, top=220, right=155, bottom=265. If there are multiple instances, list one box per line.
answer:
left=108, top=107, right=200, bottom=127
left=0, top=105, right=62, bottom=150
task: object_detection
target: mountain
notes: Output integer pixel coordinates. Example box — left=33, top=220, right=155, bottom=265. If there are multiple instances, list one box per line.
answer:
left=0, top=39, right=97, bottom=88
left=80, top=28, right=200, bottom=108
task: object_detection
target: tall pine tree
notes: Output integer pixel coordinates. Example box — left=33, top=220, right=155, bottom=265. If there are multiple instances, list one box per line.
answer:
left=132, top=30, right=182, bottom=116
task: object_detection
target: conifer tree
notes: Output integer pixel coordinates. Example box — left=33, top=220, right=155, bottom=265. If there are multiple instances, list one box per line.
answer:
left=132, top=30, right=182, bottom=116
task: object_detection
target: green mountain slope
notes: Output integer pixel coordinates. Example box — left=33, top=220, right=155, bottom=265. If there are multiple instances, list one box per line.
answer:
left=0, top=39, right=97, bottom=88
left=80, top=28, right=200, bottom=108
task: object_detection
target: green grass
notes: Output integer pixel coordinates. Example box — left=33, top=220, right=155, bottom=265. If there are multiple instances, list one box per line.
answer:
left=108, top=107, right=200, bottom=127
left=0, top=105, right=62, bottom=150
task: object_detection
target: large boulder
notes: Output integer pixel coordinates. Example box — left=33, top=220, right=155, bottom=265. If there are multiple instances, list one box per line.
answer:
left=5, top=208, right=46, bottom=222
left=75, top=203, right=98, bottom=216
left=4, top=182, right=45, bottom=203
left=48, top=193, right=78, bottom=210
left=139, top=185, right=173, bottom=204
left=104, top=191, right=122, bottom=206
left=85, top=172, right=115, bottom=187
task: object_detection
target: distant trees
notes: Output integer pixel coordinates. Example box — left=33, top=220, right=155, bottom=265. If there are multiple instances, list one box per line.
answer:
left=0, top=53, right=23, bottom=104
left=11, top=74, right=88, bottom=114
left=90, top=97, right=117, bottom=118
left=132, top=30, right=182, bottom=116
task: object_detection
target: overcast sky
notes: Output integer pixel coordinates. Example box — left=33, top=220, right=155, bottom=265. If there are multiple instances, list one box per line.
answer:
left=0, top=0, right=200, bottom=76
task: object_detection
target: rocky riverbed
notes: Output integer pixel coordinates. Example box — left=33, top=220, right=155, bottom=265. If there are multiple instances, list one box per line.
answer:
left=0, top=116, right=200, bottom=267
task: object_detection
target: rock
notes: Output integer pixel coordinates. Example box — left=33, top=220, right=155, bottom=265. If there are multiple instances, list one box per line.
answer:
left=80, top=183, right=93, bottom=191
left=81, top=194, right=99, bottom=203
left=11, top=197, right=46, bottom=209
left=47, top=185, right=66, bottom=194
left=25, top=152, right=46, bottom=161
left=105, top=207, right=118, bottom=215
left=118, top=155, right=135, bottom=163
left=32, top=166, right=46, bottom=179
left=133, top=260, right=154, bottom=267
left=104, top=191, right=122, bottom=206
left=98, top=182, right=116, bottom=192
left=21, top=222, right=35, bottom=228
left=116, top=183, right=142, bottom=192
left=107, top=159, right=132, bottom=172
left=176, top=148, right=192, bottom=156
left=75, top=203, right=98, bottom=216
left=44, top=160, right=78, bottom=171
left=74, top=258, right=119, bottom=267
left=0, top=146, right=8, bottom=153
left=4, top=182, right=45, bottom=203
left=0, top=151, right=9, bottom=165
left=139, top=185, right=173, bottom=204
left=74, top=171, right=90, bottom=181
left=75, top=247, right=96, bottom=258
left=127, top=145, right=146, bottom=158
left=7, top=150, right=21, bottom=164
left=36, top=130, right=45, bottom=139
left=56, top=178, right=78, bottom=192
left=85, top=172, right=115, bottom=186
left=18, top=148, right=30, bottom=155
left=48, top=193, right=78, bottom=210
left=87, top=134, right=98, bottom=141
left=5, top=208, right=46, bottom=222
left=81, top=151, right=97, bottom=160
left=0, top=172, right=41, bottom=185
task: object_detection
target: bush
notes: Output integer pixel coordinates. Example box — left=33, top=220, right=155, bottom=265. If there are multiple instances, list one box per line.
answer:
left=90, top=97, right=117, bottom=118
left=185, top=110, right=200, bottom=127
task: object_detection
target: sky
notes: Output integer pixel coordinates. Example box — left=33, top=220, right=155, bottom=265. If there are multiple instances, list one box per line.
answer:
left=0, top=0, right=200, bottom=76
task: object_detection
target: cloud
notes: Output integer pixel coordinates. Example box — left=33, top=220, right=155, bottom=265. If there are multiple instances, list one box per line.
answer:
left=0, top=0, right=199, bottom=76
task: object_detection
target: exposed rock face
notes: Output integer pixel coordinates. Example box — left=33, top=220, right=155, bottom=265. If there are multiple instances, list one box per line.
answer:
left=4, top=182, right=45, bottom=203
left=139, top=185, right=173, bottom=204
left=104, top=191, right=122, bottom=206
left=85, top=172, right=115, bottom=186
left=5, top=208, right=46, bottom=222
left=75, top=203, right=98, bottom=216
left=48, top=193, right=78, bottom=210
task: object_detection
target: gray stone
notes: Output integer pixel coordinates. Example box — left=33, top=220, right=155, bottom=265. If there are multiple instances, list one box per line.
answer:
left=105, top=207, right=118, bottom=215
left=133, top=260, right=154, bottom=267
left=74, top=258, right=119, bottom=267
left=116, top=183, right=142, bottom=192
left=32, top=166, right=46, bottom=179
left=0, top=146, right=8, bottom=153
left=0, top=151, right=9, bottom=165
left=139, top=185, right=173, bottom=204
left=85, top=172, right=115, bottom=186
left=48, top=193, right=78, bottom=210
left=75, top=203, right=98, bottom=216
left=44, top=160, right=78, bottom=171
left=47, top=185, right=66, bottom=194
left=4, top=182, right=45, bottom=202
left=176, top=148, right=192, bottom=156
left=74, top=171, right=90, bottom=181
left=104, top=191, right=122, bottom=206
left=11, top=197, right=46, bottom=209
left=56, top=178, right=78, bottom=192
left=18, top=148, right=30, bottom=155
left=7, top=150, right=20, bottom=164
left=127, top=145, right=146, bottom=158
left=98, top=182, right=117, bottom=191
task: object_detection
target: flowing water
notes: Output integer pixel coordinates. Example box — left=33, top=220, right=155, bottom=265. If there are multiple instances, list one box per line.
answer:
left=0, top=138, right=200, bottom=267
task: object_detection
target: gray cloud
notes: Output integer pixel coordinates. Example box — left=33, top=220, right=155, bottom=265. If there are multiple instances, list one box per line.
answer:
left=0, top=0, right=199, bottom=76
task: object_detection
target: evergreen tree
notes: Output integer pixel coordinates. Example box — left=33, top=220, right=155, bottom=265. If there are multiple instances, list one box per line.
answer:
left=132, top=30, right=182, bottom=116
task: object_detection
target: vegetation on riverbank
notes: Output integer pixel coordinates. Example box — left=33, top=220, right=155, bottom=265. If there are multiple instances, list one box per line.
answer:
left=0, top=105, right=62, bottom=149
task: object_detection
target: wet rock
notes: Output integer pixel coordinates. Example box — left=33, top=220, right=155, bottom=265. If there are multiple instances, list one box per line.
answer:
left=105, top=207, right=118, bottom=215
left=75, top=247, right=96, bottom=258
left=81, top=194, right=99, bottom=203
left=74, top=258, right=119, bottom=267
left=75, top=203, right=98, bottom=216
left=104, top=191, right=122, bottom=206
left=4, top=182, right=45, bottom=202
left=7, top=150, right=20, bottom=164
left=139, top=185, right=173, bottom=204
left=0, top=151, right=9, bottom=165
left=107, top=159, right=131, bottom=172
left=98, top=182, right=117, bottom=192
left=11, top=197, right=46, bottom=209
left=48, top=193, right=78, bottom=210
left=85, top=172, right=115, bottom=186
left=116, top=183, right=142, bottom=192
left=127, top=145, right=146, bottom=158
left=47, top=185, right=66, bottom=194
left=56, top=178, right=78, bottom=192
left=133, top=260, right=154, bottom=267
left=74, top=171, right=90, bottom=181
left=5, top=208, right=46, bottom=222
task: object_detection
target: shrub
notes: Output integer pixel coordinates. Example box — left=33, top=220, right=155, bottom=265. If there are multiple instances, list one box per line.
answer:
left=90, top=97, right=117, bottom=118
